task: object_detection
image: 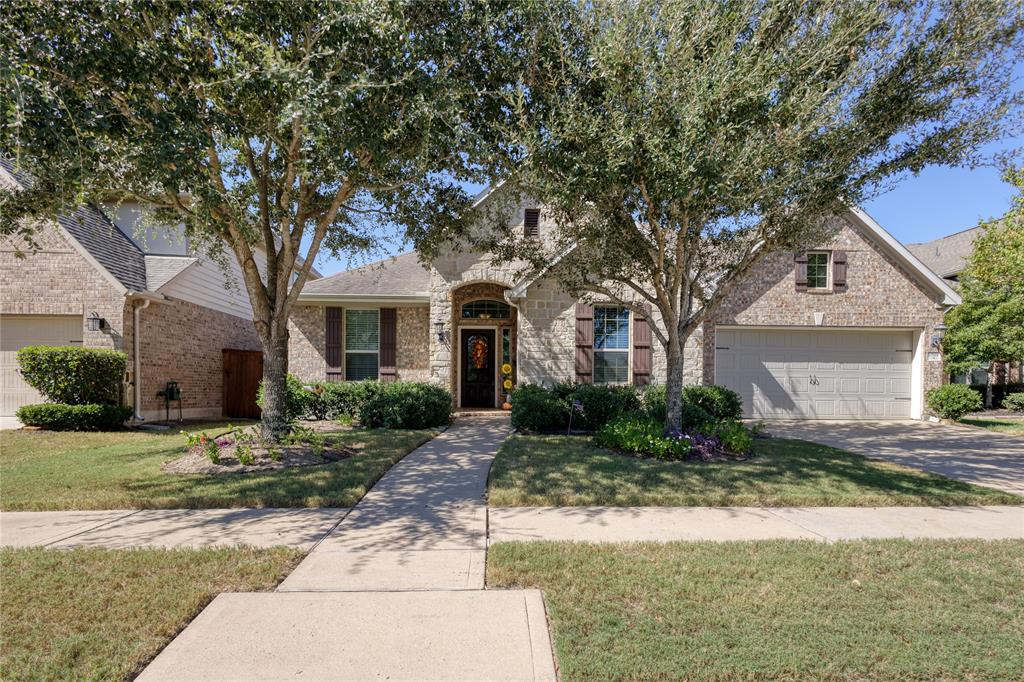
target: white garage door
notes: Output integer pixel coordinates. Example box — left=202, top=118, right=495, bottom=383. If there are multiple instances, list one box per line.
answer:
left=715, top=328, right=914, bottom=419
left=1, top=316, right=83, bottom=421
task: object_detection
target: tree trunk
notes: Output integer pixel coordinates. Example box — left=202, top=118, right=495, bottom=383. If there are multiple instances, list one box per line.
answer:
left=259, top=327, right=291, bottom=442
left=664, top=331, right=686, bottom=433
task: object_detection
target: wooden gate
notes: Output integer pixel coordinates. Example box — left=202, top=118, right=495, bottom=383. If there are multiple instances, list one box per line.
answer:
left=223, top=349, right=263, bottom=419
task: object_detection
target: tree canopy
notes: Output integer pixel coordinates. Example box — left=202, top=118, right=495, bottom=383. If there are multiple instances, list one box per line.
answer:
left=943, top=168, right=1024, bottom=377
left=0, top=0, right=527, bottom=437
left=482, top=0, right=1023, bottom=428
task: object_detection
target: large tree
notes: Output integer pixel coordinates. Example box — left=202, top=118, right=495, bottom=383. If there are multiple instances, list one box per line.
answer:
left=943, top=167, right=1024, bottom=398
left=483, top=0, right=1023, bottom=429
left=0, top=0, right=525, bottom=438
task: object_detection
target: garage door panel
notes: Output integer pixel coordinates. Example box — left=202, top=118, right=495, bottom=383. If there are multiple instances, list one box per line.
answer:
left=1, top=316, right=84, bottom=418
left=716, top=328, right=914, bottom=420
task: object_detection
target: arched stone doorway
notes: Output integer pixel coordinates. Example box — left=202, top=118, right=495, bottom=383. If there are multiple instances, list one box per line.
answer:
left=451, top=282, right=517, bottom=408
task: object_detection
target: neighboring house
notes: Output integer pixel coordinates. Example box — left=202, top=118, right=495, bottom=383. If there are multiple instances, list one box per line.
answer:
left=909, top=225, right=1023, bottom=385
left=0, top=159, right=315, bottom=428
left=288, top=186, right=960, bottom=420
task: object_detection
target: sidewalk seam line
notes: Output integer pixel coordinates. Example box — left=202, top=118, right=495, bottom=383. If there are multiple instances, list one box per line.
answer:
left=762, top=508, right=831, bottom=543
left=43, top=509, right=142, bottom=547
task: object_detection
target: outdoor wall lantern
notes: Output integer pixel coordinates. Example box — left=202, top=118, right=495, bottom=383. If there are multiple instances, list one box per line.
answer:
left=930, top=322, right=947, bottom=349
left=86, top=311, right=106, bottom=332
left=434, top=319, right=446, bottom=342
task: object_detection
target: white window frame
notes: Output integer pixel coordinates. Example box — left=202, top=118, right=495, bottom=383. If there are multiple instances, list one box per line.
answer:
left=593, top=305, right=630, bottom=384
left=806, top=251, right=831, bottom=290
left=344, top=308, right=380, bottom=381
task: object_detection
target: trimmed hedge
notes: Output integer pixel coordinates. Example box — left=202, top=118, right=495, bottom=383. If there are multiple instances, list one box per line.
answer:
left=16, top=346, right=126, bottom=405
left=510, top=384, right=570, bottom=432
left=641, top=386, right=714, bottom=427
left=359, top=382, right=452, bottom=429
left=683, top=385, right=743, bottom=420
left=257, top=374, right=317, bottom=421
left=927, top=383, right=983, bottom=420
left=16, top=403, right=132, bottom=431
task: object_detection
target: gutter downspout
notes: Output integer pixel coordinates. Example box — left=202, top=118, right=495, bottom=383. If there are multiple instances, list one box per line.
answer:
left=133, top=298, right=151, bottom=421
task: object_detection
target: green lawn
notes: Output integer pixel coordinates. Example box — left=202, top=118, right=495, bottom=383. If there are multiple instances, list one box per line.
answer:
left=0, top=423, right=433, bottom=510
left=487, top=434, right=1021, bottom=506
left=0, top=546, right=301, bottom=681
left=489, top=539, right=1024, bottom=681
left=959, top=416, right=1024, bottom=436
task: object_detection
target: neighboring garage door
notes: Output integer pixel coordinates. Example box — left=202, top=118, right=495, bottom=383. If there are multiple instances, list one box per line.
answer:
left=1, top=316, right=83, bottom=423
left=715, top=328, right=914, bottom=419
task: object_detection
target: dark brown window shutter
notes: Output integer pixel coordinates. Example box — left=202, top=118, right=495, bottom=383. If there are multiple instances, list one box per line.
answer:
left=379, top=308, right=397, bottom=382
left=832, top=250, right=847, bottom=287
left=794, top=252, right=808, bottom=292
left=325, top=307, right=342, bottom=382
left=524, top=208, right=540, bottom=238
left=575, top=302, right=594, bottom=383
left=632, top=304, right=652, bottom=386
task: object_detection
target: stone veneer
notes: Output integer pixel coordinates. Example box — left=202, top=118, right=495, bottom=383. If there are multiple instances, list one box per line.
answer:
left=287, top=304, right=432, bottom=383
left=702, top=215, right=948, bottom=400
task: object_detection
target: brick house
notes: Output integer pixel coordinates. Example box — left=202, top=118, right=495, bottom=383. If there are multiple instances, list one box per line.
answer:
left=0, top=159, right=315, bottom=428
left=289, top=186, right=961, bottom=420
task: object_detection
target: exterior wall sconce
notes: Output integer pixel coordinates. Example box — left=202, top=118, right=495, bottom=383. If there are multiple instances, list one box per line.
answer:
left=86, top=311, right=106, bottom=332
left=434, top=319, right=446, bottom=342
left=930, top=322, right=947, bottom=349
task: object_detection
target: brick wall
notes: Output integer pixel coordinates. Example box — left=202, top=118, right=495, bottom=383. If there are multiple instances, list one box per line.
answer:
left=136, top=296, right=260, bottom=416
left=1, top=223, right=126, bottom=351
left=703, top=215, right=947, bottom=398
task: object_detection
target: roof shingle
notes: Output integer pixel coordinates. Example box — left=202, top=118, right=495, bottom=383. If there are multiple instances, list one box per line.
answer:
left=300, top=251, right=429, bottom=299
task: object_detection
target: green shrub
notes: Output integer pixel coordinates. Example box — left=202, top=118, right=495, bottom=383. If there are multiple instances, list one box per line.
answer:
left=703, top=419, right=754, bottom=455
left=16, top=346, right=126, bottom=405
left=642, top=385, right=731, bottom=426
left=257, top=374, right=318, bottom=421
left=683, top=385, right=743, bottom=420
left=320, top=380, right=385, bottom=419
left=1003, top=392, right=1024, bottom=413
left=595, top=415, right=691, bottom=460
left=358, top=381, right=452, bottom=429
left=927, top=383, right=984, bottom=420
left=571, top=384, right=642, bottom=430
left=510, top=384, right=570, bottom=432
left=16, top=403, right=132, bottom=431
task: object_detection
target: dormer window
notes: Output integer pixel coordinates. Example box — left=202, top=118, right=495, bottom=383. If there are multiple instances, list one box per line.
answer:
left=524, top=208, right=540, bottom=238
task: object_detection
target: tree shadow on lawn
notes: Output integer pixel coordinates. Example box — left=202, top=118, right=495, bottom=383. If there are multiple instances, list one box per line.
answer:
left=490, top=435, right=1021, bottom=506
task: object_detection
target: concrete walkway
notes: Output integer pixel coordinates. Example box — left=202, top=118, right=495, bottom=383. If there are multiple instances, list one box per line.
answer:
left=767, top=420, right=1024, bottom=496
left=140, top=415, right=558, bottom=681
left=489, top=505, right=1024, bottom=543
left=0, top=508, right=348, bottom=550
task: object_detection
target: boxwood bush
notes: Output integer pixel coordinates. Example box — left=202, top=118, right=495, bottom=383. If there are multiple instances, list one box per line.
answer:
left=572, top=383, right=642, bottom=431
left=257, top=374, right=318, bottom=421
left=640, top=385, right=715, bottom=427
left=320, top=380, right=384, bottom=419
left=16, top=403, right=132, bottom=431
left=358, top=382, right=452, bottom=429
left=926, top=383, right=983, bottom=420
left=17, top=345, right=126, bottom=405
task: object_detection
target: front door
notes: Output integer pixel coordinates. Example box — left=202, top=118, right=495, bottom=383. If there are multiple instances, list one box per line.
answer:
left=460, top=329, right=495, bottom=408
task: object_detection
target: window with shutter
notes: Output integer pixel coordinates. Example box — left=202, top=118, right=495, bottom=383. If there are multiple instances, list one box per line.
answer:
left=345, top=309, right=379, bottom=381
left=794, top=252, right=809, bottom=291
left=524, top=208, right=540, bottom=238
left=632, top=305, right=652, bottom=386
left=326, top=307, right=343, bottom=381
left=832, top=250, right=848, bottom=287
left=594, top=306, right=629, bottom=384
left=379, top=308, right=397, bottom=381
left=575, top=303, right=594, bottom=383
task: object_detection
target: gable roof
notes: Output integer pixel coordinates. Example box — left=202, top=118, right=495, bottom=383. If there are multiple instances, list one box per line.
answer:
left=1, top=157, right=149, bottom=292
left=145, top=255, right=198, bottom=291
left=906, top=225, right=983, bottom=280
left=298, top=251, right=430, bottom=303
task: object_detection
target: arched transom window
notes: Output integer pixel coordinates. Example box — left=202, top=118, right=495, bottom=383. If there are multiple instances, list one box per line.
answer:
left=461, top=299, right=511, bottom=320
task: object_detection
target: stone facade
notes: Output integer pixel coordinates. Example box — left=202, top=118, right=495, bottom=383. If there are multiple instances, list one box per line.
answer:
left=288, top=304, right=326, bottom=381
left=701, top=215, right=948, bottom=399
left=136, top=296, right=260, bottom=418
left=396, top=306, right=430, bottom=381
left=287, top=303, right=432, bottom=383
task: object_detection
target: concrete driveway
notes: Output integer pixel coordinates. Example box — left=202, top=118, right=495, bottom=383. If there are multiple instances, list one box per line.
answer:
left=768, top=420, right=1024, bottom=497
